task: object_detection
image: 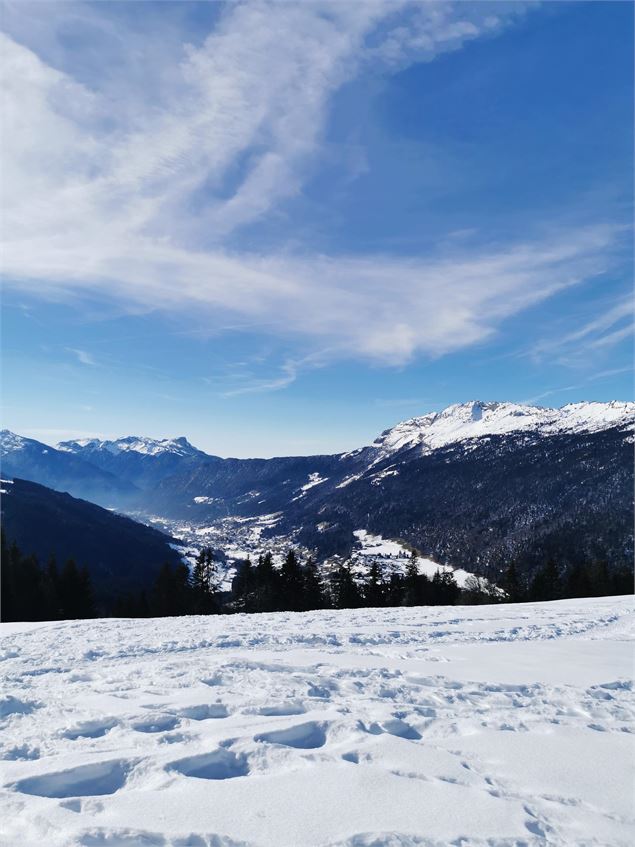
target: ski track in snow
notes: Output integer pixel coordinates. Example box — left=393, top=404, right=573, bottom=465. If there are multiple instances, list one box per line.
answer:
left=1, top=597, right=633, bottom=847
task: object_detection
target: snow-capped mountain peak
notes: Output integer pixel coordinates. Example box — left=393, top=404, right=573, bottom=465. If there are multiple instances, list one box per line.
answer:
left=57, top=435, right=203, bottom=457
left=0, top=430, right=28, bottom=452
left=371, top=400, right=635, bottom=457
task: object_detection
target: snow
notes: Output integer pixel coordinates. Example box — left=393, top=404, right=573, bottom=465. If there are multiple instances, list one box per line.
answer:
left=370, top=467, right=399, bottom=485
left=351, top=529, right=481, bottom=588
left=57, top=436, right=202, bottom=458
left=2, top=596, right=632, bottom=847
left=336, top=472, right=363, bottom=489
left=300, top=473, right=328, bottom=493
left=372, top=400, right=635, bottom=459
left=143, top=513, right=290, bottom=591
left=292, top=473, right=329, bottom=501
left=0, top=430, right=27, bottom=452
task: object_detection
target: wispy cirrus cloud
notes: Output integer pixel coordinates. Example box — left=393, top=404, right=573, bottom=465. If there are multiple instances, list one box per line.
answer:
left=1, top=0, right=626, bottom=381
left=522, top=365, right=634, bottom=405
left=66, top=347, right=97, bottom=367
left=530, top=297, right=633, bottom=365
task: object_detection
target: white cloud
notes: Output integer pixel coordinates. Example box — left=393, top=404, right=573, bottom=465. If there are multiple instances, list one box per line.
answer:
left=1, top=0, right=624, bottom=373
left=66, top=347, right=97, bottom=366
left=531, top=297, right=633, bottom=364
left=522, top=365, right=633, bottom=405
left=220, top=360, right=301, bottom=397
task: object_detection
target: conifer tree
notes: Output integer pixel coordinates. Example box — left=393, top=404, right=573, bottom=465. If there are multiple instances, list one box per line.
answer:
left=59, top=559, right=83, bottom=619
left=384, top=572, right=405, bottom=607
left=529, top=559, right=562, bottom=601
left=255, top=551, right=278, bottom=612
left=0, top=531, right=13, bottom=620
left=43, top=554, right=61, bottom=619
left=280, top=549, right=304, bottom=611
left=302, top=557, right=324, bottom=610
left=233, top=558, right=256, bottom=611
left=564, top=562, right=592, bottom=598
left=501, top=562, right=523, bottom=602
left=330, top=563, right=360, bottom=609
left=431, top=569, right=460, bottom=605
left=403, top=552, right=420, bottom=606
left=78, top=566, right=95, bottom=618
left=192, top=547, right=219, bottom=613
left=364, top=559, right=384, bottom=607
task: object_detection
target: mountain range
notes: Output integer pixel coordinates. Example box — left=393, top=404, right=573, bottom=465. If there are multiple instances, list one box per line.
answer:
left=2, top=400, right=633, bottom=579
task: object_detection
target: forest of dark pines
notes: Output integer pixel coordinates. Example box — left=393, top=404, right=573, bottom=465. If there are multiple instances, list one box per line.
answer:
left=1, top=532, right=631, bottom=623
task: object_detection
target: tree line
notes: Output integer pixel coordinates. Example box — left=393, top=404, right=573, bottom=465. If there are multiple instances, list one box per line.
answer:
left=1, top=532, right=95, bottom=621
left=1, top=533, right=631, bottom=622
left=500, top=558, right=632, bottom=603
left=66, top=549, right=635, bottom=618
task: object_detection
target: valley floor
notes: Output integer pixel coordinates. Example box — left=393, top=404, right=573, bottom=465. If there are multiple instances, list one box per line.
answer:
left=1, top=597, right=633, bottom=847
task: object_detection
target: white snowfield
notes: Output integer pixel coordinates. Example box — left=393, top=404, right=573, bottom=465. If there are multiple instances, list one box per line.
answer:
left=1, top=597, right=633, bottom=847
left=372, top=400, right=635, bottom=458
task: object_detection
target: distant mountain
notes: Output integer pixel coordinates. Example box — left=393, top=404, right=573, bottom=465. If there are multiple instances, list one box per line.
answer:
left=0, top=430, right=137, bottom=506
left=4, top=401, right=634, bottom=579
left=145, top=401, right=635, bottom=577
left=57, top=435, right=216, bottom=489
left=1, top=478, right=182, bottom=603
left=367, top=400, right=634, bottom=457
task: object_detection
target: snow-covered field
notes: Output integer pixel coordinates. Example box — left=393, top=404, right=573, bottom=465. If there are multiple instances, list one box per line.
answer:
left=350, top=530, right=481, bottom=588
left=1, top=597, right=633, bottom=847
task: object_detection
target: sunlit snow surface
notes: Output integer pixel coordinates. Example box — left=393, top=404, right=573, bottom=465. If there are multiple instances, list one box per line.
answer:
left=1, top=597, right=633, bottom=847
left=371, top=400, right=635, bottom=458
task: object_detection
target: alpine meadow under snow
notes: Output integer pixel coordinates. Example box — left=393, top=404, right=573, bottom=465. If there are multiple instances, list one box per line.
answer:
left=1, top=596, right=634, bottom=847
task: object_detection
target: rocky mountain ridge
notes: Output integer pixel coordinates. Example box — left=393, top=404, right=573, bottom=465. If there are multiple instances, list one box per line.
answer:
left=2, top=400, right=633, bottom=578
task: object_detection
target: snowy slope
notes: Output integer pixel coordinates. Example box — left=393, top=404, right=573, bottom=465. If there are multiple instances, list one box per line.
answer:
left=0, top=430, right=30, bottom=452
left=1, top=596, right=633, bottom=847
left=371, top=400, right=635, bottom=458
left=350, top=529, right=483, bottom=587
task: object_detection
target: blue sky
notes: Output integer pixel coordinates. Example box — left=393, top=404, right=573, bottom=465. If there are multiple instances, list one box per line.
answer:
left=1, top=0, right=632, bottom=457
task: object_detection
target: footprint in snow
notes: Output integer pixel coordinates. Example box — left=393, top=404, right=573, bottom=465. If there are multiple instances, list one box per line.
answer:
left=172, top=703, right=229, bottom=721
left=254, top=701, right=306, bottom=717
left=0, top=695, right=39, bottom=719
left=12, top=758, right=134, bottom=798
left=131, top=715, right=180, bottom=733
left=61, top=718, right=118, bottom=740
left=167, top=749, right=249, bottom=780
left=254, top=720, right=328, bottom=749
left=364, top=718, right=421, bottom=740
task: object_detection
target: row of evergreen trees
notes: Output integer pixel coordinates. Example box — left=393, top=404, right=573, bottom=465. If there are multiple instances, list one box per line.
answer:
left=1, top=540, right=223, bottom=622
left=230, top=551, right=466, bottom=612
left=112, top=548, right=220, bottom=618
left=111, top=550, right=633, bottom=619
left=500, top=559, right=632, bottom=604
left=2, top=533, right=631, bottom=622
left=1, top=533, right=95, bottom=621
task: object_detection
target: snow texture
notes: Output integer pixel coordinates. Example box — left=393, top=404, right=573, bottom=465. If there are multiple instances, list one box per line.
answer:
left=372, top=400, right=635, bottom=459
left=0, top=431, right=28, bottom=452
left=1, top=596, right=633, bottom=847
